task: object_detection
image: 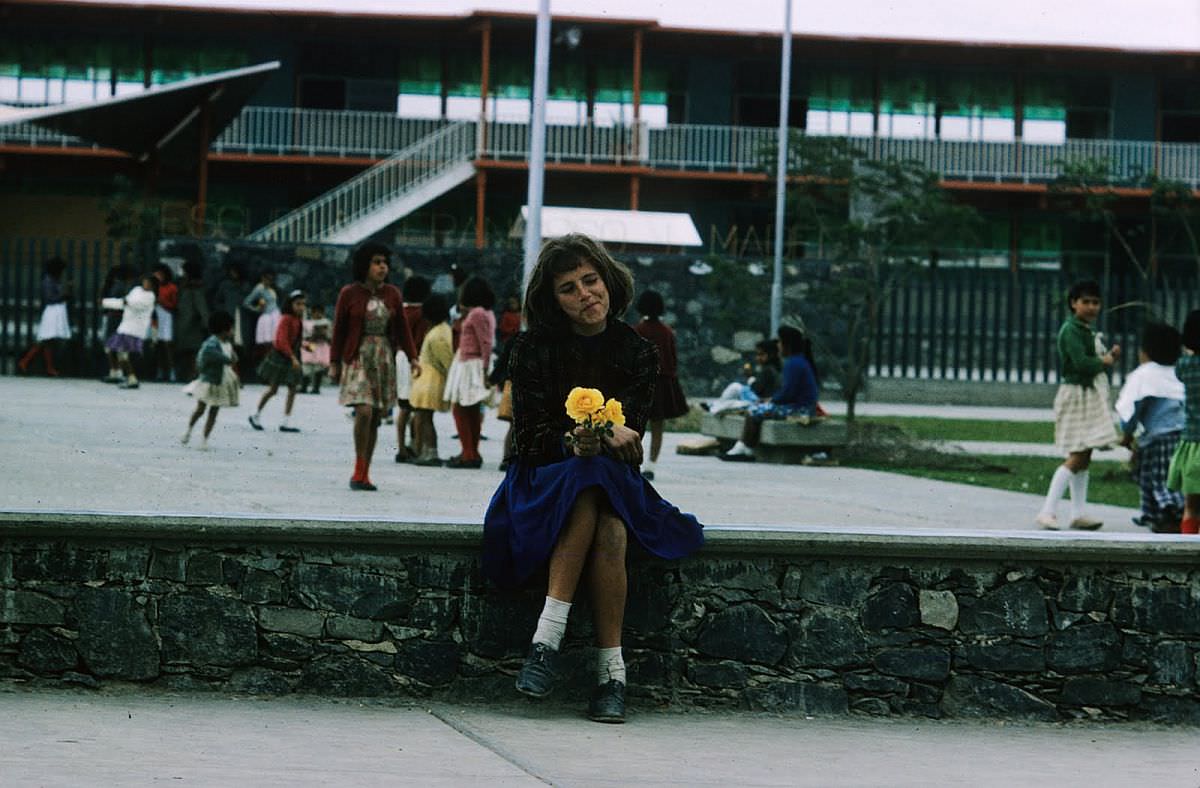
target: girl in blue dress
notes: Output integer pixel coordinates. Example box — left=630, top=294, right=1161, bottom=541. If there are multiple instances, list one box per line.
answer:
left=483, top=233, right=704, bottom=724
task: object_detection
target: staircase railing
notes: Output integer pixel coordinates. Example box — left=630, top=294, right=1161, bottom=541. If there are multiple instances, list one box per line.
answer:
left=248, top=120, right=476, bottom=244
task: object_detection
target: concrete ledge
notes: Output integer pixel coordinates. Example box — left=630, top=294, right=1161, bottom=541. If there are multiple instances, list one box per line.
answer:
left=4, top=511, right=1200, bottom=565
left=862, top=378, right=1057, bottom=408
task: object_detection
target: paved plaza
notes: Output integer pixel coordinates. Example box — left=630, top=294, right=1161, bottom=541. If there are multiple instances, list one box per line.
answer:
left=2, top=376, right=1193, bottom=787
left=2, top=688, right=1198, bottom=787
left=0, top=376, right=1140, bottom=533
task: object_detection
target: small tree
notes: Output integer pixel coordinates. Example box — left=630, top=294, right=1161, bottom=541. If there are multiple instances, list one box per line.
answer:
left=100, top=175, right=163, bottom=267
left=775, top=133, right=982, bottom=422
left=1050, top=157, right=1200, bottom=318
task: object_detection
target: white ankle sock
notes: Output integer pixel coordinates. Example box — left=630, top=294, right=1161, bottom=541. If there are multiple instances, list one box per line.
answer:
left=727, top=440, right=754, bottom=456
left=280, top=414, right=291, bottom=427
left=532, top=596, right=571, bottom=650
left=1040, top=465, right=1072, bottom=517
left=643, top=460, right=657, bottom=472
left=597, top=647, right=625, bottom=684
left=1069, top=469, right=1090, bottom=520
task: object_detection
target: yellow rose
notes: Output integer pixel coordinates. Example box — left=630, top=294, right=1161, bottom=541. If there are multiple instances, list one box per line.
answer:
left=565, top=387, right=605, bottom=423
left=601, top=398, right=625, bottom=427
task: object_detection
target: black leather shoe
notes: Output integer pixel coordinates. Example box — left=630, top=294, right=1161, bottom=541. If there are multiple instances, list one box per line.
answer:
left=588, top=679, right=626, bottom=723
left=446, top=456, right=483, bottom=469
left=349, top=480, right=378, bottom=491
left=718, top=451, right=755, bottom=462
left=515, top=643, right=560, bottom=698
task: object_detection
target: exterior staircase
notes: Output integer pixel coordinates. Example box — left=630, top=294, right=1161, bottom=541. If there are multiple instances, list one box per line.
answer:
left=248, top=121, right=477, bottom=244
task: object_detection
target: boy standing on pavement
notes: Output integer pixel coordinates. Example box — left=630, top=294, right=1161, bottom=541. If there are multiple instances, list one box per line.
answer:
left=1115, top=322, right=1186, bottom=533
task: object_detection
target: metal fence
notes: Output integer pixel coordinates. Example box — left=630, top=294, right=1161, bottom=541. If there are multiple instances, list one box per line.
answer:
left=5, top=235, right=1197, bottom=387
left=0, top=237, right=140, bottom=377
left=6, top=105, right=1200, bottom=187
left=873, top=268, right=1199, bottom=385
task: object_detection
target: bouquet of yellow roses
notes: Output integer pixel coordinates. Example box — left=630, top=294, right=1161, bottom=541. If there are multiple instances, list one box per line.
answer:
left=564, top=386, right=625, bottom=445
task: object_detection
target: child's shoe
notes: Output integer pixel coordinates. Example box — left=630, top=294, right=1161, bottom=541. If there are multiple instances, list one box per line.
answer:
left=1068, top=516, right=1103, bottom=531
left=1035, top=513, right=1059, bottom=530
left=248, top=414, right=263, bottom=430
left=181, top=430, right=191, bottom=445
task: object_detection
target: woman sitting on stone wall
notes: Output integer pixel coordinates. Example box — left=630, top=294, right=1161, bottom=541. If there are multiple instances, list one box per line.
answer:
left=482, top=233, right=704, bottom=724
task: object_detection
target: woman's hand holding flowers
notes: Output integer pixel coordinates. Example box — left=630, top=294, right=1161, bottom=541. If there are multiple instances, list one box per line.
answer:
left=563, top=387, right=640, bottom=464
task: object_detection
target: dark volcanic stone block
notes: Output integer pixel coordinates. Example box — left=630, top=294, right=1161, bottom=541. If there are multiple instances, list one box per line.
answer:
left=18, top=628, right=78, bottom=674
left=789, top=610, right=869, bottom=668
left=159, top=592, right=257, bottom=666
left=73, top=588, right=158, bottom=680
left=958, top=581, right=1048, bottom=637
left=745, top=681, right=849, bottom=715
left=299, top=655, right=394, bottom=696
left=942, top=676, right=1057, bottom=721
left=1061, top=677, right=1142, bottom=707
left=873, top=647, right=951, bottom=682
left=862, top=583, right=920, bottom=631
left=695, top=604, right=788, bottom=665
left=1046, top=623, right=1121, bottom=673
left=395, top=639, right=461, bottom=686
left=293, top=564, right=415, bottom=620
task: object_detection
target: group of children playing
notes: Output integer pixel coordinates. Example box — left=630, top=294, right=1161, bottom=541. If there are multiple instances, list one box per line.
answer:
left=93, top=261, right=1199, bottom=532
left=1039, top=279, right=1200, bottom=535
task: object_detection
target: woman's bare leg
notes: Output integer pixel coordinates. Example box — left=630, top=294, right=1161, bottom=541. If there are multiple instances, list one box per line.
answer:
left=586, top=511, right=628, bottom=648
left=547, top=486, right=603, bottom=603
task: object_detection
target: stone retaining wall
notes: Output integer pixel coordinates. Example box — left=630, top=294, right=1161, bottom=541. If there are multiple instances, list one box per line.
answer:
left=3, top=514, right=1200, bottom=723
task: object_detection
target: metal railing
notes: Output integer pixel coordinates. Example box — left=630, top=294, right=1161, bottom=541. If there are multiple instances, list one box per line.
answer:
left=6, top=104, right=1200, bottom=187
left=213, top=107, right=452, bottom=158
left=248, top=120, right=476, bottom=243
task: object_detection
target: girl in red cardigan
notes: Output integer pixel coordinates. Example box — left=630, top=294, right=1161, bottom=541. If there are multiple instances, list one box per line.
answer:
left=249, top=290, right=306, bottom=433
left=331, top=242, right=419, bottom=491
left=443, top=276, right=495, bottom=469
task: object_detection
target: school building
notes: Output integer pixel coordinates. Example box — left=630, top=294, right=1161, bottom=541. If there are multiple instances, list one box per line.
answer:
left=2, top=0, right=1199, bottom=273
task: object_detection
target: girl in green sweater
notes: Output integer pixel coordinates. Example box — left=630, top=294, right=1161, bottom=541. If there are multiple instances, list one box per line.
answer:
left=1036, top=280, right=1121, bottom=530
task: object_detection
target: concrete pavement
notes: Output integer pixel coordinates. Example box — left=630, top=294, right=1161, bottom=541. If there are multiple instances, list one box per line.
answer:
left=0, top=376, right=1141, bottom=533
left=3, top=688, right=1199, bottom=787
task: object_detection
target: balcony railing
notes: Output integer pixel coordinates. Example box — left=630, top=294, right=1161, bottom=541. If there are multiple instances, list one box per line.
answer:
left=4, top=105, right=1200, bottom=188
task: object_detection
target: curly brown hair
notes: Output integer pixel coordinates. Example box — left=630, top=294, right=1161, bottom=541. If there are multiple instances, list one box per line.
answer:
left=523, top=234, right=634, bottom=332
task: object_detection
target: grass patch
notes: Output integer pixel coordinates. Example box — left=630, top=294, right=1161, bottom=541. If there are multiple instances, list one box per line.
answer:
left=845, top=458, right=1137, bottom=509
left=860, top=416, right=1053, bottom=444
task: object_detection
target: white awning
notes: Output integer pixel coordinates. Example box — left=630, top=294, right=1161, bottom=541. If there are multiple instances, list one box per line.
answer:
left=512, top=206, right=703, bottom=248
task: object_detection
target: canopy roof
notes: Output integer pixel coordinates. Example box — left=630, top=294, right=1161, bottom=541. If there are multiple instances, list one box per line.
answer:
left=0, top=61, right=280, bottom=165
left=513, top=206, right=703, bottom=248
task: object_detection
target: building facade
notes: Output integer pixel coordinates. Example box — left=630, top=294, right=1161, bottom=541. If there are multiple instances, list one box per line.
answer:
left=2, top=1, right=1199, bottom=273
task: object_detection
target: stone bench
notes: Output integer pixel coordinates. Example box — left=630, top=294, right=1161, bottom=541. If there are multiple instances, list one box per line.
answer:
left=700, top=412, right=850, bottom=464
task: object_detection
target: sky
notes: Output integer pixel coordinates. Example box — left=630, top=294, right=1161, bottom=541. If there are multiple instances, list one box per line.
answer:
left=44, top=0, right=1200, bottom=52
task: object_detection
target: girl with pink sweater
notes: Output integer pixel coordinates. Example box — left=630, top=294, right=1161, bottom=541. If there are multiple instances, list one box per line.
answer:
left=443, top=276, right=496, bottom=469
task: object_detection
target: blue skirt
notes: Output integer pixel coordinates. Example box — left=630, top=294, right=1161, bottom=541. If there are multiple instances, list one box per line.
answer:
left=483, top=454, right=704, bottom=589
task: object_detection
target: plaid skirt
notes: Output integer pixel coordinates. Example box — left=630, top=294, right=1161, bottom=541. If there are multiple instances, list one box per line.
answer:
left=257, top=349, right=301, bottom=388
left=1053, top=382, right=1117, bottom=454
left=1134, top=432, right=1185, bottom=515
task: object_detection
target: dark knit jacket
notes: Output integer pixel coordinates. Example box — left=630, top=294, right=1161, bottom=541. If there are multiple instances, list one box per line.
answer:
left=508, top=319, right=659, bottom=467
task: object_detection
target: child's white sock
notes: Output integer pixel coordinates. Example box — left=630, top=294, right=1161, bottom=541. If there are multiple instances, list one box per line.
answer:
left=198, top=435, right=209, bottom=451
left=1069, top=469, right=1090, bottom=520
left=596, top=646, right=625, bottom=684
left=280, top=413, right=291, bottom=428
left=181, top=428, right=191, bottom=445
left=727, top=440, right=754, bottom=456
left=1040, top=465, right=1072, bottom=517
left=643, top=459, right=657, bottom=473
left=531, top=596, right=571, bottom=650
